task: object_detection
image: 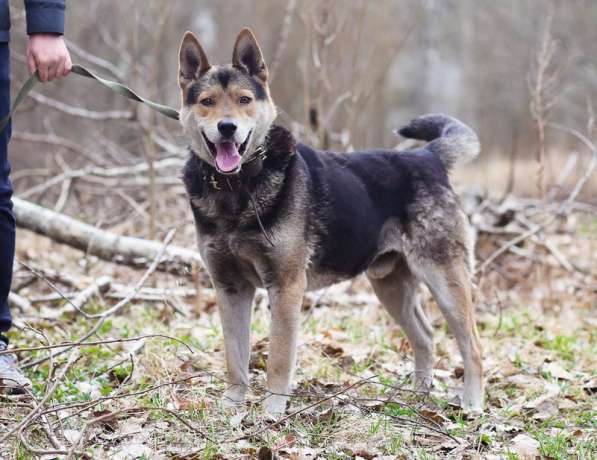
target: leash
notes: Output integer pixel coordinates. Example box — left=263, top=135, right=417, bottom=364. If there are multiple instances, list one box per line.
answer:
left=0, top=64, right=179, bottom=133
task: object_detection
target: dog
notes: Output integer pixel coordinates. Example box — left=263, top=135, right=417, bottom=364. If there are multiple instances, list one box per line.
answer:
left=179, top=28, right=484, bottom=415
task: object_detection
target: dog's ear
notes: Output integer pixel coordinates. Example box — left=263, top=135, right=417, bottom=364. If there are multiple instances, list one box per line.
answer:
left=232, top=28, right=268, bottom=83
left=179, top=31, right=210, bottom=89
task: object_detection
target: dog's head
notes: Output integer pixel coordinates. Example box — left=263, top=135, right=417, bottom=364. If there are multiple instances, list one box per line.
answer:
left=178, top=29, right=277, bottom=175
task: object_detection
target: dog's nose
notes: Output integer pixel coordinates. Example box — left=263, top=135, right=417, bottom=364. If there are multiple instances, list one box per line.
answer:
left=217, top=121, right=237, bottom=139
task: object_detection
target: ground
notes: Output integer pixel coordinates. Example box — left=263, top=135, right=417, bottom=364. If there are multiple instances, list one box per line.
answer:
left=0, top=211, right=595, bottom=459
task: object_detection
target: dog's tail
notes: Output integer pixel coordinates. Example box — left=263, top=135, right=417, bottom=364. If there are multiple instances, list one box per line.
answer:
left=397, top=114, right=480, bottom=170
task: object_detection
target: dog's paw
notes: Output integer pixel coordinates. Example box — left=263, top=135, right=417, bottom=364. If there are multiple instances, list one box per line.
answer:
left=263, top=393, right=288, bottom=417
left=461, top=397, right=484, bottom=415
left=222, top=385, right=247, bottom=409
left=451, top=392, right=484, bottom=415
left=413, top=371, right=433, bottom=393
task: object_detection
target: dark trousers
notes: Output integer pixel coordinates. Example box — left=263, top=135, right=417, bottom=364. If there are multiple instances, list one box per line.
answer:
left=0, top=42, right=14, bottom=337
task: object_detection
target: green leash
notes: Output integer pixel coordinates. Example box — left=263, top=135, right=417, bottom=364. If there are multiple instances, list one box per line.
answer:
left=0, top=64, right=180, bottom=133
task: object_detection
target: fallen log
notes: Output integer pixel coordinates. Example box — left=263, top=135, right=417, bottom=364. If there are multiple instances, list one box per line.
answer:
left=12, top=197, right=203, bottom=277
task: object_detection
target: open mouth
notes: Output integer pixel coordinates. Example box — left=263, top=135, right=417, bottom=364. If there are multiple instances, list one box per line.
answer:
left=202, top=131, right=251, bottom=174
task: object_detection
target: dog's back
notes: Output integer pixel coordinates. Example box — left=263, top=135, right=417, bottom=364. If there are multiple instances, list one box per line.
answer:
left=299, top=114, right=480, bottom=288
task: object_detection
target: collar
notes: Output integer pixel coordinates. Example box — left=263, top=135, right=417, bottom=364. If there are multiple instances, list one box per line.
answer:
left=201, top=145, right=268, bottom=192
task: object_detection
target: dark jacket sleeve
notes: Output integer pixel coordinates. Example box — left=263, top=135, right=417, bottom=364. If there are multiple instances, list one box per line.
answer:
left=24, top=0, right=65, bottom=35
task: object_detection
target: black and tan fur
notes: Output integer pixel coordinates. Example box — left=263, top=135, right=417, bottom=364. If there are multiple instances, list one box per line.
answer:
left=179, top=29, right=484, bottom=414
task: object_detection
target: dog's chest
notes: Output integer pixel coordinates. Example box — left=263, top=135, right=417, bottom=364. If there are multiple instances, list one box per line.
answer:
left=190, top=193, right=256, bottom=232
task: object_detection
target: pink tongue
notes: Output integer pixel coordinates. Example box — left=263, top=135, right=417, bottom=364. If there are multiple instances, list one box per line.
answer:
left=215, top=142, right=242, bottom=172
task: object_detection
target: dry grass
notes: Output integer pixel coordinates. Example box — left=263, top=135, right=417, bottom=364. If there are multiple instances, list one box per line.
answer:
left=0, top=211, right=596, bottom=459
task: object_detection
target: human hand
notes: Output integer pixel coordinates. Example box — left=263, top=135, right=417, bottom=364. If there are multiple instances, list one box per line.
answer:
left=27, top=34, right=72, bottom=82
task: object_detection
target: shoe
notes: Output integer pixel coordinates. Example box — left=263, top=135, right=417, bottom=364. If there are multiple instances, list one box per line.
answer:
left=0, top=340, right=32, bottom=395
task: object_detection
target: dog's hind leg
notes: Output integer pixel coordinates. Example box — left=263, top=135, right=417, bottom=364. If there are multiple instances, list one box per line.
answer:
left=214, top=280, right=256, bottom=408
left=419, top=260, right=484, bottom=412
left=264, top=271, right=307, bottom=416
left=367, top=256, right=435, bottom=391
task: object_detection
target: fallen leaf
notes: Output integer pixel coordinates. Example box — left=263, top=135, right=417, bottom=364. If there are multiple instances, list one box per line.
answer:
left=118, top=418, right=143, bottom=436
left=543, top=362, right=572, bottom=380
left=257, top=446, right=276, bottom=460
left=90, top=409, right=118, bottom=431
left=510, top=434, right=540, bottom=459
left=62, top=429, right=81, bottom=445
left=229, top=411, right=247, bottom=427
left=113, top=443, right=153, bottom=460
left=322, top=342, right=344, bottom=357
left=582, top=376, right=597, bottom=394
left=420, top=408, right=449, bottom=425
left=453, top=366, right=464, bottom=379
left=531, top=399, right=559, bottom=420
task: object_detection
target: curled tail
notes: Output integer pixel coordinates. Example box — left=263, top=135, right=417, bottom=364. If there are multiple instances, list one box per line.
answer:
left=398, top=114, right=480, bottom=170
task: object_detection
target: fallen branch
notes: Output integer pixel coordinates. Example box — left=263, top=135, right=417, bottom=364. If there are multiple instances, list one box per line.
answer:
left=12, top=198, right=202, bottom=277
left=69, top=276, right=112, bottom=313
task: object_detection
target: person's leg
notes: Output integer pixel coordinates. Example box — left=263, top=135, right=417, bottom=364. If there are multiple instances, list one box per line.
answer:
left=0, top=42, right=30, bottom=392
left=0, top=42, right=13, bottom=342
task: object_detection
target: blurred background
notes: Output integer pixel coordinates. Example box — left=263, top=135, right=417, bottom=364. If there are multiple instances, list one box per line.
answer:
left=6, top=0, right=596, bottom=239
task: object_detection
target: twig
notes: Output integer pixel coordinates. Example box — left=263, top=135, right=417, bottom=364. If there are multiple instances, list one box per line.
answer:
left=69, top=276, right=112, bottom=313
left=64, top=38, right=125, bottom=80
left=478, top=121, right=596, bottom=273
left=15, top=259, right=97, bottom=319
left=29, top=91, right=134, bottom=121
left=22, top=229, right=177, bottom=369
left=0, top=333, right=193, bottom=356
left=39, top=372, right=219, bottom=418
left=11, top=131, right=106, bottom=166
left=0, top=351, right=79, bottom=445
left=493, top=291, right=504, bottom=338
left=234, top=377, right=372, bottom=441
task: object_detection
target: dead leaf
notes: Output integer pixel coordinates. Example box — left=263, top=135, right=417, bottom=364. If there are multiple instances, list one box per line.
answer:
left=118, top=417, right=144, bottom=436
left=62, top=429, right=81, bottom=445
left=258, top=446, right=276, bottom=460
left=420, top=408, right=449, bottom=425
left=322, top=342, right=344, bottom=357
left=510, top=434, right=540, bottom=459
left=174, top=395, right=207, bottom=411
left=113, top=443, right=153, bottom=460
left=90, top=409, right=118, bottom=431
left=543, top=362, right=572, bottom=380
left=508, top=373, right=540, bottom=387
left=453, top=366, right=465, bottom=379
left=582, top=376, right=597, bottom=394
left=531, top=399, right=559, bottom=420
left=229, top=411, right=247, bottom=427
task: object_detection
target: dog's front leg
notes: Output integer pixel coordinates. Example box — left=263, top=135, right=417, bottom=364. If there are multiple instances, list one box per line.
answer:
left=214, top=281, right=256, bottom=408
left=264, top=272, right=306, bottom=415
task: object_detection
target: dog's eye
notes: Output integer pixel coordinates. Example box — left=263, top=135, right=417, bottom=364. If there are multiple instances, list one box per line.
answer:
left=239, top=96, right=252, bottom=105
left=200, top=97, right=215, bottom=107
